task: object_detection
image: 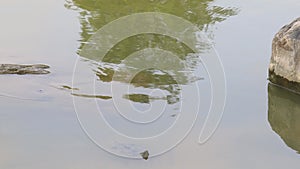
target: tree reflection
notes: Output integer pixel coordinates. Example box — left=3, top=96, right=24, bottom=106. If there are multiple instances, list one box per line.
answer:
left=66, top=0, right=238, bottom=104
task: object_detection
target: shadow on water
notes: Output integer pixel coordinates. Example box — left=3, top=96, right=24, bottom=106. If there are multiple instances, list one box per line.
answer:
left=65, top=0, right=238, bottom=104
left=268, top=83, right=300, bottom=154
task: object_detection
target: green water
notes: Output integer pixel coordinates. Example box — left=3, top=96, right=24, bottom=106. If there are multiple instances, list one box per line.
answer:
left=0, top=0, right=299, bottom=168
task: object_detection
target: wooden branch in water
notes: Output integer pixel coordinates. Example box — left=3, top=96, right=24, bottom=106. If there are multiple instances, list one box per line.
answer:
left=0, top=64, right=50, bottom=75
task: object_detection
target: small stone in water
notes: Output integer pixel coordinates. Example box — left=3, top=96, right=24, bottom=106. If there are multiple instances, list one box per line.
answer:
left=140, top=150, right=149, bottom=160
left=0, top=64, right=50, bottom=75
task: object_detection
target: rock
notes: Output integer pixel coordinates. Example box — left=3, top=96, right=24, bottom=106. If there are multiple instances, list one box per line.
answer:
left=140, top=150, right=149, bottom=160
left=0, top=64, right=50, bottom=75
left=268, top=84, right=300, bottom=153
left=269, top=17, right=300, bottom=92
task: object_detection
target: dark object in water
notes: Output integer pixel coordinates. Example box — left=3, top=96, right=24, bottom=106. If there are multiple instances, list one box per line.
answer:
left=0, top=64, right=50, bottom=75
left=61, top=85, right=79, bottom=90
left=140, top=150, right=149, bottom=160
left=71, top=93, right=112, bottom=100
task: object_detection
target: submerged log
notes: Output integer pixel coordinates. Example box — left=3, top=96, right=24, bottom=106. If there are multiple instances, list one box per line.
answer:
left=0, top=64, right=50, bottom=75
left=269, top=17, right=300, bottom=93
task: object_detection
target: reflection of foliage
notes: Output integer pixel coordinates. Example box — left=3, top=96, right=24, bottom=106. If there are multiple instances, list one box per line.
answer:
left=66, top=0, right=238, bottom=104
left=66, top=0, right=238, bottom=52
left=124, top=94, right=150, bottom=104
left=268, top=84, right=300, bottom=153
left=131, top=69, right=177, bottom=86
left=102, top=34, right=193, bottom=64
left=130, top=69, right=180, bottom=104
left=99, top=68, right=180, bottom=104
left=124, top=93, right=179, bottom=104
left=66, top=0, right=237, bottom=40
left=97, top=66, right=114, bottom=82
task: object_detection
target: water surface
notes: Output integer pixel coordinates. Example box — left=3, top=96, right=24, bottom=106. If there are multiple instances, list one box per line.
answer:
left=0, top=0, right=299, bottom=168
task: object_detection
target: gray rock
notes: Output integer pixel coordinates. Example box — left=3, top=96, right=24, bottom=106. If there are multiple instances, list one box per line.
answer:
left=269, top=17, right=300, bottom=92
left=0, top=64, right=50, bottom=75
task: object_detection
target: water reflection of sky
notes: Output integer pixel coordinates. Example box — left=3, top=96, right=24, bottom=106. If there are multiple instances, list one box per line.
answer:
left=0, top=0, right=300, bottom=168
